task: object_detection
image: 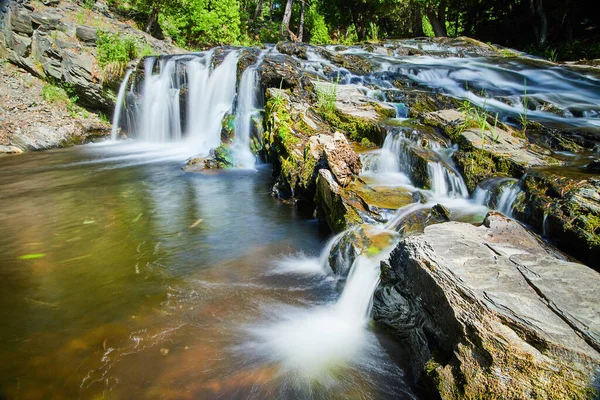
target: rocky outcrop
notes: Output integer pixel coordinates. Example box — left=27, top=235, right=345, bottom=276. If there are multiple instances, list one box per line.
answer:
left=374, top=212, right=600, bottom=399
left=0, top=61, right=110, bottom=152
left=0, top=0, right=183, bottom=153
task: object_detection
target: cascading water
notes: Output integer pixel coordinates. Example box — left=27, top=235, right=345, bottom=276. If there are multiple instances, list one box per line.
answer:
left=111, top=50, right=243, bottom=159
left=231, top=51, right=266, bottom=168
left=138, top=57, right=183, bottom=142
left=110, top=69, right=133, bottom=140
left=496, top=183, right=521, bottom=217
left=361, top=130, right=412, bottom=186
left=474, top=177, right=522, bottom=217
left=185, top=51, right=240, bottom=153
left=244, top=227, right=404, bottom=388
left=427, top=143, right=470, bottom=199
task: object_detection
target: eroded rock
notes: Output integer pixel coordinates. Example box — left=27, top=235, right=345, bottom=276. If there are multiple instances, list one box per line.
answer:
left=374, top=212, right=600, bottom=399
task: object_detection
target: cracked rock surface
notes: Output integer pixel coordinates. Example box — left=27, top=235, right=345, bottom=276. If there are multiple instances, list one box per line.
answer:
left=374, top=211, right=600, bottom=399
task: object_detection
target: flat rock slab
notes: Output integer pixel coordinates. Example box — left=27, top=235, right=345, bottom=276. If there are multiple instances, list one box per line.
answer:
left=313, top=81, right=395, bottom=121
left=425, top=109, right=551, bottom=168
left=376, top=212, right=600, bottom=398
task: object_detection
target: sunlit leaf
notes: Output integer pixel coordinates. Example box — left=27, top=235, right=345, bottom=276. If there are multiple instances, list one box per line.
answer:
left=18, top=254, right=46, bottom=260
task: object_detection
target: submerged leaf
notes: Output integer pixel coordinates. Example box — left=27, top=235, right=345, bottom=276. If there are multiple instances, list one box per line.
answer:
left=132, top=213, right=143, bottom=223
left=18, top=254, right=46, bottom=260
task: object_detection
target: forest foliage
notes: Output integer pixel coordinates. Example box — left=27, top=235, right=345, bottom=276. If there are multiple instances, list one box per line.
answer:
left=104, top=0, right=598, bottom=61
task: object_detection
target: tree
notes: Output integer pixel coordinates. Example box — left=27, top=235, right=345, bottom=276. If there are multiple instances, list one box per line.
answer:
left=281, top=0, right=294, bottom=37
left=297, top=0, right=305, bottom=41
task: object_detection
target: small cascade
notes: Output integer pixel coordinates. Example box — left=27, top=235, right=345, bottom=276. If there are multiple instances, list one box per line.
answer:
left=232, top=51, right=266, bottom=168
left=496, top=183, right=521, bottom=217
left=247, top=227, right=398, bottom=381
left=110, top=69, right=134, bottom=140
left=474, top=178, right=522, bottom=217
left=428, top=144, right=469, bottom=199
left=427, top=162, right=469, bottom=198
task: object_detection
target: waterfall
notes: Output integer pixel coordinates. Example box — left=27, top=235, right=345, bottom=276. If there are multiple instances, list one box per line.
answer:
left=496, top=183, right=521, bottom=217
left=427, top=162, right=469, bottom=198
left=111, top=51, right=243, bottom=157
left=474, top=178, right=522, bottom=217
left=232, top=52, right=266, bottom=168
left=186, top=51, right=240, bottom=154
left=361, top=131, right=414, bottom=186
left=137, top=58, right=183, bottom=143
left=427, top=143, right=469, bottom=198
left=110, top=69, right=133, bottom=140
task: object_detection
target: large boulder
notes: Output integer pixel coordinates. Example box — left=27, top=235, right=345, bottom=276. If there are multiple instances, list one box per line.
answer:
left=374, top=212, right=600, bottom=399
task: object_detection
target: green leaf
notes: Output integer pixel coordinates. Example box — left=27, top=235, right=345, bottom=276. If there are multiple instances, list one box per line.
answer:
left=19, top=254, right=46, bottom=260
left=132, top=213, right=143, bottom=223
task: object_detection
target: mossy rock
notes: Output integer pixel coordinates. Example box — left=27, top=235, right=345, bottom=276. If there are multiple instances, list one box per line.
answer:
left=204, top=145, right=235, bottom=169
left=221, top=114, right=236, bottom=143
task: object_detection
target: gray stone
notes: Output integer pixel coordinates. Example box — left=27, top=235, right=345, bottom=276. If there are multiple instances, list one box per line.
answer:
left=12, top=33, right=31, bottom=58
left=374, top=212, right=600, bottom=398
left=10, top=8, right=33, bottom=36
left=75, top=25, right=97, bottom=44
left=31, top=11, right=63, bottom=32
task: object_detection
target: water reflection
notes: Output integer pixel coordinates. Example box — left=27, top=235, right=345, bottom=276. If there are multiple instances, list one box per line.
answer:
left=0, top=144, right=412, bottom=399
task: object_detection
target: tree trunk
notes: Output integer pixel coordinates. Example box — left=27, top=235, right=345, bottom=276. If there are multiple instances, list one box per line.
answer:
left=297, top=0, right=305, bottom=42
left=530, top=0, right=547, bottom=45
left=425, top=0, right=447, bottom=37
left=252, top=0, right=264, bottom=24
left=426, top=10, right=447, bottom=37
left=145, top=2, right=161, bottom=34
left=412, top=3, right=424, bottom=37
left=281, top=0, right=294, bottom=37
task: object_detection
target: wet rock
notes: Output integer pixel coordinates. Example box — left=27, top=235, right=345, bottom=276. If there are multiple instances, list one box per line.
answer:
left=424, top=109, right=558, bottom=192
left=329, top=224, right=399, bottom=276
left=315, top=169, right=363, bottom=232
left=276, top=41, right=308, bottom=59
left=584, top=159, right=600, bottom=173
left=258, top=54, right=302, bottom=92
left=514, top=169, right=600, bottom=268
left=374, top=212, right=600, bottom=398
left=220, top=114, right=235, bottom=144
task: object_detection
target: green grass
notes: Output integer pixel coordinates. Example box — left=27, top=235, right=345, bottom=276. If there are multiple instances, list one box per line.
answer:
left=42, top=83, right=69, bottom=104
left=316, top=75, right=339, bottom=113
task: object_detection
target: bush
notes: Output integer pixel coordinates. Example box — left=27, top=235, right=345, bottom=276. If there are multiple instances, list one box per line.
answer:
left=306, top=5, right=329, bottom=45
left=96, top=31, right=139, bottom=67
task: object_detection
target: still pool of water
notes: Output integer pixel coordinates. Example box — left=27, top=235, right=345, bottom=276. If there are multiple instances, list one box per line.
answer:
left=0, top=143, right=415, bottom=399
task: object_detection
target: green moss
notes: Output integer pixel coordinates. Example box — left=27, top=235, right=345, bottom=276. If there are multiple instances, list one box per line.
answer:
left=373, top=103, right=396, bottom=119
left=318, top=107, right=384, bottom=145
left=221, top=114, right=236, bottom=143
